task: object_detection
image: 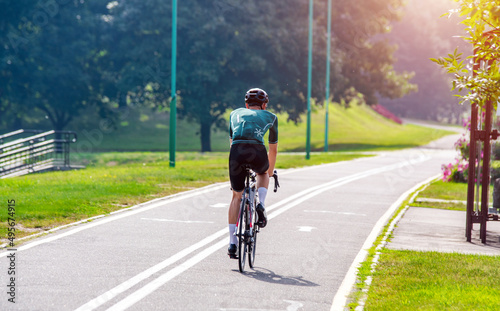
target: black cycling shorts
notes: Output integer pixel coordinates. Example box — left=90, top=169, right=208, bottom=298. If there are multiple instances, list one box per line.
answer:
left=229, top=143, right=269, bottom=192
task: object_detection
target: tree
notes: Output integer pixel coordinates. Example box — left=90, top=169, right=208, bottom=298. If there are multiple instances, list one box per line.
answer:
left=109, top=0, right=415, bottom=151
left=0, top=0, right=38, bottom=130
left=329, top=0, right=417, bottom=106
left=432, top=0, right=500, bottom=107
left=1, top=0, right=416, bottom=151
left=0, top=0, right=112, bottom=132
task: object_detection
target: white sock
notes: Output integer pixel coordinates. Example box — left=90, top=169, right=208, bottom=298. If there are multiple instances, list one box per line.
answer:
left=229, top=224, right=238, bottom=245
left=258, top=187, right=268, bottom=207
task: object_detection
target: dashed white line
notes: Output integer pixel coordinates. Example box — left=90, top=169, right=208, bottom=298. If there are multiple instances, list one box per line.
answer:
left=303, top=210, right=367, bottom=216
left=297, top=226, right=317, bottom=232
left=141, top=218, right=214, bottom=224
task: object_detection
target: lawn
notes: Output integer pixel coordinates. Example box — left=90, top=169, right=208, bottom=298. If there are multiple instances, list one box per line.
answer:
left=410, top=180, right=493, bottom=211
left=365, top=250, right=500, bottom=311
left=349, top=179, right=500, bottom=311
left=70, top=102, right=454, bottom=152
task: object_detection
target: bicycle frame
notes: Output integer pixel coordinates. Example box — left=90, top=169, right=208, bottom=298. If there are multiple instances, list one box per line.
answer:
left=236, top=168, right=258, bottom=272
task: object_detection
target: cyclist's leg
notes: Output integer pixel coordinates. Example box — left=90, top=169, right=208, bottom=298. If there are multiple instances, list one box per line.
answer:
left=228, top=144, right=247, bottom=255
left=229, top=189, right=242, bottom=235
left=256, top=173, right=269, bottom=204
left=250, top=145, right=270, bottom=227
left=251, top=145, right=270, bottom=205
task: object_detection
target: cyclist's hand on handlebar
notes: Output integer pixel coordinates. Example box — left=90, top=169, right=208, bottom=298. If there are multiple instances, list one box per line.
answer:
left=272, top=170, right=280, bottom=192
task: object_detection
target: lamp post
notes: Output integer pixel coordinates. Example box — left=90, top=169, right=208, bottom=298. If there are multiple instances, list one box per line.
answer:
left=305, top=0, right=313, bottom=160
left=169, top=0, right=178, bottom=168
left=324, top=0, right=332, bottom=152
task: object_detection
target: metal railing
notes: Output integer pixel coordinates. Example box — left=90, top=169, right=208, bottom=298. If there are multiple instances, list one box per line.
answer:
left=0, top=130, right=78, bottom=178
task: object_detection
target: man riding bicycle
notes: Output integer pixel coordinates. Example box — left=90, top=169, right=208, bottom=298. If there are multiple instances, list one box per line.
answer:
left=227, top=88, right=278, bottom=258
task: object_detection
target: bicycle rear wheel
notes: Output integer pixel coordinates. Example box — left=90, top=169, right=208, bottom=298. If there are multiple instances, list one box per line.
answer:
left=238, top=200, right=248, bottom=272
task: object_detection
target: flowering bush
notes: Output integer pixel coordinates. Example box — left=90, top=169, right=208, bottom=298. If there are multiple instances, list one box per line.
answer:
left=442, top=158, right=469, bottom=182
left=442, top=117, right=471, bottom=183
left=454, top=135, right=469, bottom=161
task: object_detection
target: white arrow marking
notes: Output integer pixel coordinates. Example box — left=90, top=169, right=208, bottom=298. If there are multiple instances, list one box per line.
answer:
left=284, top=300, right=304, bottom=311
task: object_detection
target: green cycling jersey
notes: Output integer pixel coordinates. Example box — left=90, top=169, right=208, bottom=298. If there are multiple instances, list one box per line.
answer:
left=229, top=108, right=278, bottom=145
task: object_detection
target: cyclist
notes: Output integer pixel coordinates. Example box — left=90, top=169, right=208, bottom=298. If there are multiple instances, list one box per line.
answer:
left=227, top=88, right=278, bottom=258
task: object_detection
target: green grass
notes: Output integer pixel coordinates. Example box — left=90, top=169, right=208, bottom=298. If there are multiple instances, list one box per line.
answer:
left=365, top=250, right=500, bottom=311
left=72, top=102, right=454, bottom=152
left=0, top=151, right=370, bottom=242
left=349, top=179, right=500, bottom=310
left=419, top=180, right=468, bottom=201
left=279, top=103, right=453, bottom=152
left=410, top=180, right=493, bottom=211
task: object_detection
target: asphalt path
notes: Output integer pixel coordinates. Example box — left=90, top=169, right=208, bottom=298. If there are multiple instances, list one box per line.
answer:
left=0, top=135, right=458, bottom=311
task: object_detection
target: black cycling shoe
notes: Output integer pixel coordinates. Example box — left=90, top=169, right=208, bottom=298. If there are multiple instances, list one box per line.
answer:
left=256, top=203, right=267, bottom=228
left=227, top=244, right=238, bottom=259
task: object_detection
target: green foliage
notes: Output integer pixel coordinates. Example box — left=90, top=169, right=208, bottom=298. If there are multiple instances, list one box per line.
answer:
left=432, top=0, right=500, bottom=107
left=1, top=0, right=416, bottom=152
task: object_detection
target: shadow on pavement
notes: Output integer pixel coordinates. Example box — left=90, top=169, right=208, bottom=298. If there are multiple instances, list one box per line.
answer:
left=234, top=267, right=319, bottom=287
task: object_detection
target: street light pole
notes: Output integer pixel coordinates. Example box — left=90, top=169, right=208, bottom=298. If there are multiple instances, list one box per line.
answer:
left=169, top=0, right=178, bottom=168
left=324, top=0, right=332, bottom=152
left=306, top=0, right=313, bottom=160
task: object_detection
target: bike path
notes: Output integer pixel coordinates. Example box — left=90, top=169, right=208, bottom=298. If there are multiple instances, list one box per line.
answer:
left=0, top=141, right=457, bottom=310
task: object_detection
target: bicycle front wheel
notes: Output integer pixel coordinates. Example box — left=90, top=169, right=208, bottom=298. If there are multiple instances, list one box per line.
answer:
left=238, top=201, right=248, bottom=273
left=248, top=225, right=257, bottom=268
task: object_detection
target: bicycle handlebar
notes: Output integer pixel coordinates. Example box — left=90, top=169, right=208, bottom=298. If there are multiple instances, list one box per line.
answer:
left=272, top=170, right=280, bottom=192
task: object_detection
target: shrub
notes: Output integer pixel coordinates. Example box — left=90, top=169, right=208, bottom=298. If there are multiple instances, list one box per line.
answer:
left=442, top=117, right=471, bottom=183
left=442, top=158, right=468, bottom=183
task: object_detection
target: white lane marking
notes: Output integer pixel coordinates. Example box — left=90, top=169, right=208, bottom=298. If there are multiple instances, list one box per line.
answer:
left=329, top=174, right=440, bottom=311
left=74, top=228, right=227, bottom=311
left=0, top=183, right=229, bottom=259
left=0, top=214, right=107, bottom=249
left=297, top=226, right=317, bottom=232
left=76, top=158, right=400, bottom=310
left=105, top=238, right=229, bottom=311
left=267, top=155, right=431, bottom=221
left=303, top=210, right=367, bottom=216
left=210, top=203, right=229, bottom=208
left=0, top=156, right=375, bottom=252
left=219, top=299, right=303, bottom=311
left=141, top=218, right=214, bottom=224
left=96, top=156, right=431, bottom=311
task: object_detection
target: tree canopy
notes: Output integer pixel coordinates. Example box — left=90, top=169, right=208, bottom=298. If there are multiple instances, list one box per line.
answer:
left=432, top=0, right=500, bottom=108
left=1, top=0, right=416, bottom=151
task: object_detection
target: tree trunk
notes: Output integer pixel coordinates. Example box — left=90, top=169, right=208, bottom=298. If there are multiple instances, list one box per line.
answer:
left=200, top=118, right=212, bottom=152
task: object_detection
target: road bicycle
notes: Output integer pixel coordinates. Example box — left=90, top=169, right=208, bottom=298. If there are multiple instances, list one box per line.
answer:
left=236, top=167, right=279, bottom=272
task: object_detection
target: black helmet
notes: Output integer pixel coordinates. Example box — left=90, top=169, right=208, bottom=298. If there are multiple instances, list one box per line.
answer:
left=245, top=88, right=269, bottom=106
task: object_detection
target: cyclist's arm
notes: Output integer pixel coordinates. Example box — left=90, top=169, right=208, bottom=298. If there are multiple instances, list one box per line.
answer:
left=268, top=143, right=278, bottom=177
